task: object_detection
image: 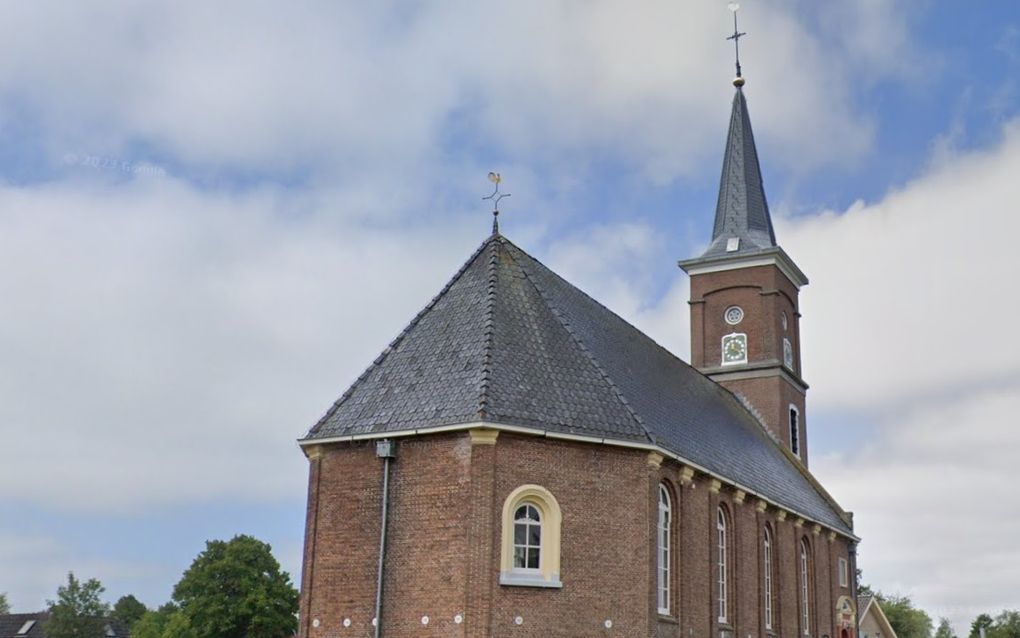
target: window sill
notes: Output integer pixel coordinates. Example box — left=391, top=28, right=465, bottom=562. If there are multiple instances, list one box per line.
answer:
left=499, top=572, right=562, bottom=588
left=657, top=615, right=678, bottom=625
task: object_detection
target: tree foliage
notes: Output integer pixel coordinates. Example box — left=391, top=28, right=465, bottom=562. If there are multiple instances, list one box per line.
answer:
left=0, top=592, right=10, bottom=614
left=44, top=573, right=111, bottom=638
left=112, top=595, right=148, bottom=630
left=935, top=617, right=957, bottom=638
left=971, top=611, right=1020, bottom=638
left=171, top=535, right=298, bottom=638
left=877, top=594, right=934, bottom=638
left=132, top=604, right=194, bottom=638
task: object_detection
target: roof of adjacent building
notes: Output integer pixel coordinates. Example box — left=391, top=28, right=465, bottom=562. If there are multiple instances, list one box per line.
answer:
left=305, top=232, right=852, bottom=535
left=699, top=87, right=777, bottom=260
left=0, top=614, right=127, bottom=638
left=858, top=595, right=900, bottom=638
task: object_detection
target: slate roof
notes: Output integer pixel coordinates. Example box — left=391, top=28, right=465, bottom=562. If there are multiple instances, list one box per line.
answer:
left=857, top=595, right=874, bottom=616
left=305, top=233, right=852, bottom=535
left=0, top=614, right=128, bottom=638
left=0, top=614, right=46, bottom=638
left=699, top=87, right=777, bottom=260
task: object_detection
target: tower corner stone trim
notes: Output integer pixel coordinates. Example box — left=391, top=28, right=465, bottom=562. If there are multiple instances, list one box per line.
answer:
left=647, top=451, right=665, bottom=468
left=469, top=428, right=500, bottom=445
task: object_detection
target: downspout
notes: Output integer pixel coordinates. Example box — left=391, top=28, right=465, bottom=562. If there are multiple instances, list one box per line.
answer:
left=849, top=528, right=859, bottom=638
left=374, top=439, right=396, bottom=638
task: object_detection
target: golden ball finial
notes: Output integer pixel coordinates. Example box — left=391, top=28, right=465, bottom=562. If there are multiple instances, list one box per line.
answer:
left=733, top=76, right=745, bottom=88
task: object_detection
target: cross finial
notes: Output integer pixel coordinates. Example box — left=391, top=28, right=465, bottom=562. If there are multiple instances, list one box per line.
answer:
left=482, top=172, right=511, bottom=235
left=726, top=2, right=746, bottom=87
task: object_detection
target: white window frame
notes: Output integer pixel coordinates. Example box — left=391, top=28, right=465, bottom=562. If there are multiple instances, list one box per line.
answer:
left=783, top=337, right=794, bottom=368
left=657, top=484, right=672, bottom=615
left=717, top=506, right=729, bottom=623
left=789, top=404, right=801, bottom=458
left=800, top=538, right=811, bottom=636
left=764, top=526, right=774, bottom=630
left=838, top=557, right=849, bottom=588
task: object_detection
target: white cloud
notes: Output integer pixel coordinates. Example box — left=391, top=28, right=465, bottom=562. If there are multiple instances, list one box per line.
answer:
left=0, top=1, right=900, bottom=180
left=0, top=177, right=484, bottom=511
left=782, top=119, right=1020, bottom=412
left=814, top=388, right=1020, bottom=632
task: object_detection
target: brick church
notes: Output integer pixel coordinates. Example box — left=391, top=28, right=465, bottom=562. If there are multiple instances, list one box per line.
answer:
left=295, top=72, right=860, bottom=637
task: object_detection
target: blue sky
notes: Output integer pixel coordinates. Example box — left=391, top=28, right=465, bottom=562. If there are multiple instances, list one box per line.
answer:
left=1, top=2, right=1019, bottom=633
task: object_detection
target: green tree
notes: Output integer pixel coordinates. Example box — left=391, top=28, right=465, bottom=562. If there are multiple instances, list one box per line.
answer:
left=935, top=617, right=957, bottom=638
left=972, top=614, right=995, bottom=638
left=44, top=573, right=111, bottom=638
left=982, top=611, right=1020, bottom=638
left=172, top=535, right=298, bottom=638
left=878, top=594, right=934, bottom=638
left=112, top=595, right=148, bottom=630
left=0, top=592, right=10, bottom=614
left=132, top=604, right=193, bottom=638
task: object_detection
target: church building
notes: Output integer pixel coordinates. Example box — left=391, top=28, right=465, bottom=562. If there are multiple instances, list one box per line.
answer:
left=296, top=70, right=860, bottom=638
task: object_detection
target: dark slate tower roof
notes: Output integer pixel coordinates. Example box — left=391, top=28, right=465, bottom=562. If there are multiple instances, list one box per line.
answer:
left=304, top=233, right=851, bottom=535
left=702, top=87, right=777, bottom=258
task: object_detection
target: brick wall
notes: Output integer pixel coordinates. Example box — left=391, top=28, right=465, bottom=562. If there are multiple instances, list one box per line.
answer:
left=298, top=431, right=854, bottom=638
left=688, top=262, right=809, bottom=466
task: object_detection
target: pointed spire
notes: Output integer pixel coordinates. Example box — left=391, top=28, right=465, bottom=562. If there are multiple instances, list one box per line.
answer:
left=701, top=87, right=776, bottom=258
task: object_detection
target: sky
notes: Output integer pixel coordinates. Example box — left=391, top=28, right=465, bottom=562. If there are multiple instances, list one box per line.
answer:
left=0, top=1, right=1018, bottom=633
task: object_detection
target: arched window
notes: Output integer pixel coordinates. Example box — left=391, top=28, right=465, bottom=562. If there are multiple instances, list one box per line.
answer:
left=717, top=506, right=729, bottom=623
left=764, top=525, right=775, bottom=630
left=800, top=538, right=812, bottom=635
left=657, top=484, right=672, bottom=614
left=499, top=485, right=562, bottom=588
left=790, top=405, right=801, bottom=457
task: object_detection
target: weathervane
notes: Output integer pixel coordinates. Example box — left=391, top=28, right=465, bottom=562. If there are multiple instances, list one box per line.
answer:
left=726, top=2, right=746, bottom=87
left=482, top=172, right=511, bottom=234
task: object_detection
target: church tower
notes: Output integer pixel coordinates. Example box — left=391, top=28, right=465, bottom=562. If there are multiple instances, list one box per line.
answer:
left=679, top=78, right=812, bottom=466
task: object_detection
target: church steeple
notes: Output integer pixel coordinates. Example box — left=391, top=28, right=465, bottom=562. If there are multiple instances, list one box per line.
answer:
left=702, top=88, right=777, bottom=259
left=679, top=78, right=812, bottom=466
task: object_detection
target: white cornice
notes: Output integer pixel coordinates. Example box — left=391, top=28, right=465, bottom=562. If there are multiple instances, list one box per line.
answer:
left=678, top=247, right=809, bottom=288
left=702, top=361, right=809, bottom=391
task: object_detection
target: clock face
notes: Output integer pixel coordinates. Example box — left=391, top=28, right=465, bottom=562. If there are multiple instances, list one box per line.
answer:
left=722, top=333, right=747, bottom=365
left=724, top=306, right=744, bottom=325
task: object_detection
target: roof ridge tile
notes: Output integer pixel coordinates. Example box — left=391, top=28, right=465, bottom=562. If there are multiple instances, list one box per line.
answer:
left=476, top=238, right=501, bottom=420
left=307, top=235, right=497, bottom=437
left=505, top=241, right=656, bottom=445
